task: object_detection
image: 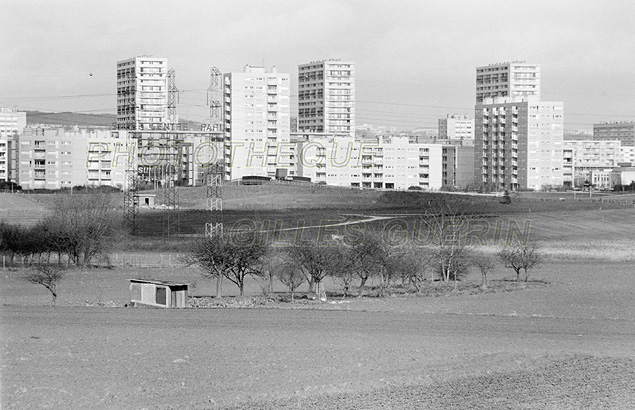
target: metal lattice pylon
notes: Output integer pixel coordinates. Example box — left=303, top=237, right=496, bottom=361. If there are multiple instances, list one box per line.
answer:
left=207, top=67, right=222, bottom=131
left=205, top=162, right=223, bottom=237
left=163, top=68, right=180, bottom=237
left=163, top=163, right=179, bottom=237
left=123, top=132, right=139, bottom=234
left=204, top=66, right=224, bottom=236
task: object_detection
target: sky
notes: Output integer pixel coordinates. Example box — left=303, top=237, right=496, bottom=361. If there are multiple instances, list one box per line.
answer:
left=1, top=0, right=634, bottom=131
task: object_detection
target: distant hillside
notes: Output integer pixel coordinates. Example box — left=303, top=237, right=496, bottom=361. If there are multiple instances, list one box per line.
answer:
left=27, top=111, right=115, bottom=127
left=26, top=111, right=202, bottom=129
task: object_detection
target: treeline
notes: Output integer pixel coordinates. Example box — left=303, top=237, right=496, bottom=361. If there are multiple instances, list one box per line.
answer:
left=190, top=209, right=541, bottom=301
left=0, top=194, right=115, bottom=267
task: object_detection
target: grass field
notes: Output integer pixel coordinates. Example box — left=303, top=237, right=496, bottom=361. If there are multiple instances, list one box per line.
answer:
left=5, top=186, right=634, bottom=259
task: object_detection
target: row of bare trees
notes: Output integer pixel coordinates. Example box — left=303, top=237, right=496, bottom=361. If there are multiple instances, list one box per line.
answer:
left=190, top=214, right=542, bottom=301
left=0, top=194, right=115, bottom=267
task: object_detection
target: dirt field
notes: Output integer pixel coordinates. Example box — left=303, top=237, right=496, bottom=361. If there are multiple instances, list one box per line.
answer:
left=2, top=261, right=634, bottom=409
left=2, top=189, right=635, bottom=408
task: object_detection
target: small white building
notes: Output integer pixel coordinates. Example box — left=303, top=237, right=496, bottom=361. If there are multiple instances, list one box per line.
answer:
left=129, top=279, right=188, bottom=308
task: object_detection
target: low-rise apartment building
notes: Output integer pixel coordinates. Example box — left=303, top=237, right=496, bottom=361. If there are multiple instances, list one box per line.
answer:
left=293, top=134, right=473, bottom=191
left=562, top=140, right=622, bottom=187
left=17, top=127, right=127, bottom=190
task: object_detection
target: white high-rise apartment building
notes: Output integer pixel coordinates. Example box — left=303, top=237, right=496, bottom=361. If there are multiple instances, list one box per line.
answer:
left=476, top=62, right=540, bottom=103
left=475, top=96, right=564, bottom=191
left=117, top=56, right=168, bottom=130
left=0, top=107, right=26, bottom=182
left=438, top=114, right=474, bottom=140
left=223, top=65, right=291, bottom=180
left=298, top=60, right=355, bottom=137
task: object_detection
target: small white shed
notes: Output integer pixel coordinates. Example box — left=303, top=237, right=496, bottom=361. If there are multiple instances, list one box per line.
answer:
left=138, top=194, right=156, bottom=207
left=129, top=279, right=188, bottom=308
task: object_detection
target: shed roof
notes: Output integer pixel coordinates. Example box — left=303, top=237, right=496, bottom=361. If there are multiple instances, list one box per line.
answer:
left=129, top=278, right=189, bottom=287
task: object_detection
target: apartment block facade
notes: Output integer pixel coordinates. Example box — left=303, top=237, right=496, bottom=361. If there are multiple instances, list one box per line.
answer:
left=475, top=96, right=564, bottom=190
left=117, top=56, right=169, bottom=130
left=17, top=127, right=127, bottom=190
left=294, top=134, right=449, bottom=190
left=563, top=140, right=622, bottom=168
left=438, top=114, right=474, bottom=141
left=298, top=60, right=355, bottom=136
left=621, top=146, right=635, bottom=165
left=223, top=65, right=292, bottom=180
left=0, top=107, right=26, bottom=182
left=593, top=121, right=635, bottom=146
left=442, top=145, right=475, bottom=188
left=476, top=62, right=540, bottom=103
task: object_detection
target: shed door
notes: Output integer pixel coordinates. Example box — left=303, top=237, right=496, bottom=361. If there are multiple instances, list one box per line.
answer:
left=156, top=287, right=166, bottom=305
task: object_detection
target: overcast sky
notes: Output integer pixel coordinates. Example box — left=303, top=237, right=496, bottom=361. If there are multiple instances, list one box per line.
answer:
left=1, top=0, right=633, bottom=130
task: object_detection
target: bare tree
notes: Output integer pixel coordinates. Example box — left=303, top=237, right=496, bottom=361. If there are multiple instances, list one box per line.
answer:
left=286, top=243, right=342, bottom=302
left=191, top=233, right=268, bottom=297
left=427, top=206, right=472, bottom=287
left=350, top=231, right=388, bottom=297
left=392, top=246, right=433, bottom=293
left=277, top=262, right=305, bottom=302
left=471, top=253, right=496, bottom=288
left=330, top=245, right=356, bottom=297
left=497, top=242, right=541, bottom=282
left=48, top=193, right=116, bottom=267
left=22, top=264, right=66, bottom=306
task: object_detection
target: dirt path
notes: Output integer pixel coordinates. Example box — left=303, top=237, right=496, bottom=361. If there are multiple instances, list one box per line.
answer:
left=257, top=214, right=395, bottom=233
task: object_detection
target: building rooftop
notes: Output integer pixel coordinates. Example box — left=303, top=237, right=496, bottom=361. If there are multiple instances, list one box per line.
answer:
left=129, top=279, right=189, bottom=287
